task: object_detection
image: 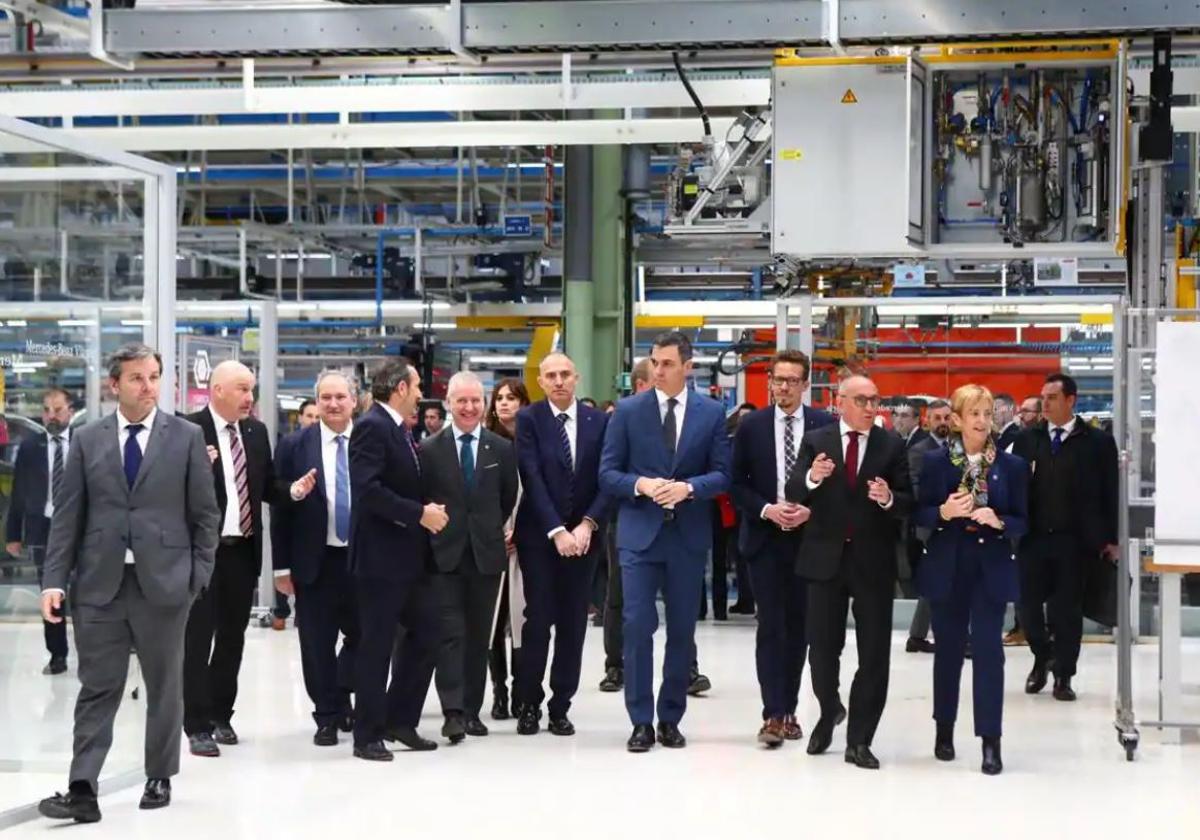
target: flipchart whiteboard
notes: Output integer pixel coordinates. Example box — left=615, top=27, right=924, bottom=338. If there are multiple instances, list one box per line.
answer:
left=1153, top=321, right=1200, bottom=566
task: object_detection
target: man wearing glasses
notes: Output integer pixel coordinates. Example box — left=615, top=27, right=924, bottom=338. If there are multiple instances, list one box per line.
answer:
left=730, top=351, right=834, bottom=747
left=787, top=374, right=912, bottom=770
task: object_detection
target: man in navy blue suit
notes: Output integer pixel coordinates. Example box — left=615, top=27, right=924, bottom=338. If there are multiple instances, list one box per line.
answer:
left=730, top=350, right=835, bottom=747
left=272, top=370, right=360, bottom=747
left=599, top=332, right=731, bottom=752
left=349, top=358, right=448, bottom=761
left=514, top=353, right=610, bottom=737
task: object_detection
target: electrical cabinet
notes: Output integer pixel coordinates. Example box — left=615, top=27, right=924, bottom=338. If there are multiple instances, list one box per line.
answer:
left=772, top=43, right=1127, bottom=261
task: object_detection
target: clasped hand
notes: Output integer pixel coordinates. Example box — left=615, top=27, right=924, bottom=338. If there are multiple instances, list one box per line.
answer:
left=765, top=502, right=811, bottom=531
left=636, top=477, right=690, bottom=508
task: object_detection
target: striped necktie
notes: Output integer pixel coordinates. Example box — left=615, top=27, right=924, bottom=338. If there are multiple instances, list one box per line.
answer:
left=226, top=424, right=254, bottom=536
left=50, top=435, right=65, bottom=505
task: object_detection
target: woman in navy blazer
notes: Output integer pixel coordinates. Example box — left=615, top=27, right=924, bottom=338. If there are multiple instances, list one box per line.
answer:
left=914, top=384, right=1028, bottom=776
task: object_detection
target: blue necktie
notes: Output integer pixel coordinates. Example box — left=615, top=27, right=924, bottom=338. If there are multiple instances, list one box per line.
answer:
left=124, top=424, right=144, bottom=489
left=1051, top=427, right=1064, bottom=455
left=460, top=433, right=475, bottom=486
left=334, top=434, right=350, bottom=542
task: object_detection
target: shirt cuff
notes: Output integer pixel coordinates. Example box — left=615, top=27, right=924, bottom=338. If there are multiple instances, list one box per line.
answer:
left=290, top=484, right=304, bottom=501
left=273, top=569, right=290, bottom=578
left=806, top=472, right=821, bottom=490
left=879, top=492, right=894, bottom=511
left=547, top=526, right=567, bottom=539
left=41, top=588, right=65, bottom=596
left=760, top=504, right=771, bottom=520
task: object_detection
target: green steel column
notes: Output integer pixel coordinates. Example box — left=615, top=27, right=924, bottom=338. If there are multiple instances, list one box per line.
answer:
left=590, top=139, right=623, bottom=404
left=562, top=143, right=595, bottom=394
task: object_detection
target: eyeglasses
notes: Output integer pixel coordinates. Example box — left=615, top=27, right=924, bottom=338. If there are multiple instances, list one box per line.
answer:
left=771, top=376, right=806, bottom=388
left=845, top=395, right=882, bottom=409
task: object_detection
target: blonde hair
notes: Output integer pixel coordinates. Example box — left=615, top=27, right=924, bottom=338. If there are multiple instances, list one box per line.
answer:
left=950, top=383, right=994, bottom=418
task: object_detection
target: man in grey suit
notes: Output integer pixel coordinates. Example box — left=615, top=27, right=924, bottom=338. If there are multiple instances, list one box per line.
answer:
left=37, top=344, right=220, bottom=823
left=419, top=371, right=518, bottom=743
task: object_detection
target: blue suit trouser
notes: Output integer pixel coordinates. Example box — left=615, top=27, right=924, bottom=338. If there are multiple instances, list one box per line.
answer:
left=929, top=543, right=1006, bottom=738
left=620, top=523, right=705, bottom=726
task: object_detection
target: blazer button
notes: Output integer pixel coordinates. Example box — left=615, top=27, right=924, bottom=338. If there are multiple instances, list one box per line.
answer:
left=978, top=537, right=985, bottom=544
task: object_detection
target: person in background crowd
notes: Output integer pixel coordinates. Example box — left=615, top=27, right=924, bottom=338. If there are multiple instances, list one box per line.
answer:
left=892, top=400, right=930, bottom=450
left=914, top=384, right=1028, bottom=776
left=904, top=399, right=953, bottom=654
left=6, top=388, right=76, bottom=675
left=580, top=397, right=598, bottom=409
left=600, top=332, right=731, bottom=752
left=420, top=372, right=519, bottom=743
left=183, top=361, right=317, bottom=758
left=484, top=376, right=531, bottom=721
left=993, top=393, right=1020, bottom=452
left=1018, top=396, right=1042, bottom=430
left=420, top=403, right=446, bottom=441
left=601, top=400, right=617, bottom=415
left=272, top=371, right=360, bottom=747
left=731, top=351, right=835, bottom=747
left=703, top=407, right=754, bottom=622
left=271, top=402, right=319, bottom=630
left=1012, top=373, right=1118, bottom=703
left=727, top=407, right=760, bottom=618
left=892, top=398, right=929, bottom=622
left=514, top=354, right=610, bottom=738
left=788, top=373, right=911, bottom=770
left=297, top=399, right=319, bottom=430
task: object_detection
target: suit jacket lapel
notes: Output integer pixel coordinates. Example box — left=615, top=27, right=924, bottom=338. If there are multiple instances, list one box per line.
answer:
left=857, top=427, right=886, bottom=488
left=670, top=391, right=700, bottom=473
left=100, top=414, right=129, bottom=499
left=132, top=412, right=169, bottom=494
left=306, top=425, right=327, bottom=500
left=639, top=392, right=672, bottom=474
left=440, top=428, right=468, bottom=498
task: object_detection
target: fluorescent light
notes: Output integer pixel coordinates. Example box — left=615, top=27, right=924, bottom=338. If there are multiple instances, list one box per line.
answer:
left=57, top=319, right=96, bottom=327
left=706, top=323, right=774, bottom=331
left=411, top=322, right=457, bottom=330
left=6, top=319, right=27, bottom=327
left=120, top=319, right=150, bottom=327
left=467, top=355, right=527, bottom=366
left=12, top=362, right=47, bottom=370
left=692, top=355, right=720, bottom=364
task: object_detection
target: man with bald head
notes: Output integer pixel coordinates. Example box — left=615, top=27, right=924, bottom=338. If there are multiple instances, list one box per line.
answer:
left=786, top=373, right=912, bottom=770
left=513, top=353, right=610, bottom=736
left=183, top=360, right=317, bottom=757
left=420, top=371, right=518, bottom=742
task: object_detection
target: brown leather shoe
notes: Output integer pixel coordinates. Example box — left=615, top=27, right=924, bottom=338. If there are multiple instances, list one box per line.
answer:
left=757, top=718, right=785, bottom=748
left=1003, top=628, right=1026, bottom=646
left=782, top=714, right=803, bottom=741
left=271, top=616, right=286, bottom=631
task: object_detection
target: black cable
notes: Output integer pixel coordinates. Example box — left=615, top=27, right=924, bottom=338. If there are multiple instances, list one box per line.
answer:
left=672, top=52, right=712, bottom=138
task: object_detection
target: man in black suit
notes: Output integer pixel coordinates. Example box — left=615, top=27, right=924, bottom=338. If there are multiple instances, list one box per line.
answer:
left=350, top=358, right=447, bottom=761
left=272, top=371, right=360, bottom=746
left=730, top=351, right=834, bottom=747
left=1012, top=373, right=1118, bottom=702
left=994, top=393, right=1021, bottom=452
left=904, top=399, right=952, bottom=653
left=420, top=371, right=518, bottom=742
left=5, top=387, right=75, bottom=675
left=182, top=360, right=317, bottom=757
left=417, top=402, right=446, bottom=442
left=787, top=373, right=912, bottom=770
left=891, top=400, right=929, bottom=451
left=513, top=353, right=610, bottom=737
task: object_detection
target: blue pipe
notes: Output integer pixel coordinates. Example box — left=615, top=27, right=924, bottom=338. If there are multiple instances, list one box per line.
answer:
left=375, top=231, right=385, bottom=327
left=750, top=267, right=763, bottom=300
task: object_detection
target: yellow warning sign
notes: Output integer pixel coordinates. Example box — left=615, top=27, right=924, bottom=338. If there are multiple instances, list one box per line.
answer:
left=841, top=88, right=859, bottom=104
left=779, top=148, right=804, bottom=162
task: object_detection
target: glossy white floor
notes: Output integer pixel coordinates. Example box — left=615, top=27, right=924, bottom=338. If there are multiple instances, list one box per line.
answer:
left=2, top=616, right=1198, bottom=838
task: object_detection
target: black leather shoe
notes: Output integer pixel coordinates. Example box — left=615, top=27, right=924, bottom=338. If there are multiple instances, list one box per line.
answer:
left=313, top=724, right=338, bottom=747
left=337, top=712, right=354, bottom=733
left=548, top=716, right=575, bottom=736
left=517, top=705, right=540, bottom=735
left=981, top=736, right=1003, bottom=775
left=687, top=670, right=712, bottom=696
left=212, top=721, right=238, bottom=746
left=188, top=732, right=220, bottom=757
left=806, top=704, right=847, bottom=755
left=442, top=714, right=467, bottom=744
left=39, top=790, right=101, bottom=823
left=43, top=656, right=68, bottom=676
left=1052, top=677, right=1077, bottom=702
left=139, top=778, right=171, bottom=810
left=491, top=685, right=511, bottom=721
left=627, top=724, right=655, bottom=753
left=464, top=716, right=489, bottom=737
left=934, top=722, right=955, bottom=761
left=1025, top=660, right=1048, bottom=694
left=729, top=602, right=756, bottom=615
left=599, top=667, right=624, bottom=692
left=844, top=744, right=881, bottom=770
left=905, top=638, right=936, bottom=654
left=656, top=722, right=687, bottom=748
left=383, top=726, right=438, bottom=751
left=353, top=740, right=394, bottom=762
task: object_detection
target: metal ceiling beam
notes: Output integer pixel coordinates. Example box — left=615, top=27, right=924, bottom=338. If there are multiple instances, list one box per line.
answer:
left=103, top=1, right=1200, bottom=58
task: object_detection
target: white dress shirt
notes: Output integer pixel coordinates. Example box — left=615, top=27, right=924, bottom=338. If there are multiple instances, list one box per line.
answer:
left=762, top=406, right=804, bottom=518
left=548, top=399, right=578, bottom=465
left=807, top=420, right=892, bottom=509
left=379, top=401, right=407, bottom=428
left=210, top=404, right=247, bottom=538
left=1047, top=416, right=1077, bottom=442
left=42, top=428, right=70, bottom=519
left=451, top=421, right=482, bottom=466
left=118, top=406, right=157, bottom=564
left=320, top=420, right=353, bottom=548
left=655, top=387, right=688, bottom=443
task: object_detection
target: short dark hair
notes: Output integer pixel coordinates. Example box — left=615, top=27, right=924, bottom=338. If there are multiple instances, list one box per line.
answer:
left=107, top=343, right=163, bottom=381
left=370, top=357, right=414, bottom=403
left=893, top=398, right=918, bottom=415
left=423, top=403, right=446, bottom=419
left=993, top=392, right=1015, bottom=408
left=927, top=399, right=951, bottom=412
left=580, top=397, right=598, bottom=408
left=43, top=387, right=74, bottom=406
left=651, top=331, right=693, bottom=362
left=769, top=349, right=811, bottom=380
left=1045, top=373, right=1078, bottom=398
left=298, top=398, right=316, bottom=414
left=1023, top=395, right=1043, bottom=410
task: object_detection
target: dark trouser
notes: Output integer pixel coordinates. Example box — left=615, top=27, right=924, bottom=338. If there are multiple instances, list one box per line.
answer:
left=31, top=545, right=69, bottom=660
left=488, top=574, right=514, bottom=691
left=1018, top=532, right=1084, bottom=678
left=294, top=546, right=359, bottom=727
left=747, top=537, right=807, bottom=720
left=621, top=523, right=705, bottom=726
left=603, top=524, right=623, bottom=671
left=517, top=537, right=594, bottom=719
left=806, top=545, right=894, bottom=748
left=701, top=515, right=731, bottom=619
left=929, top=543, right=1006, bottom=738
left=183, top=537, right=257, bottom=735
left=733, top=543, right=756, bottom=610
left=71, top=567, right=189, bottom=789
left=354, top=573, right=438, bottom=746
left=273, top=590, right=292, bottom=620
left=590, top=541, right=608, bottom=612
left=432, top=560, right=503, bottom=718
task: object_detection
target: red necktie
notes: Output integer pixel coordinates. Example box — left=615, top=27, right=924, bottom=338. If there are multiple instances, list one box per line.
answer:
left=845, top=431, right=860, bottom=489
